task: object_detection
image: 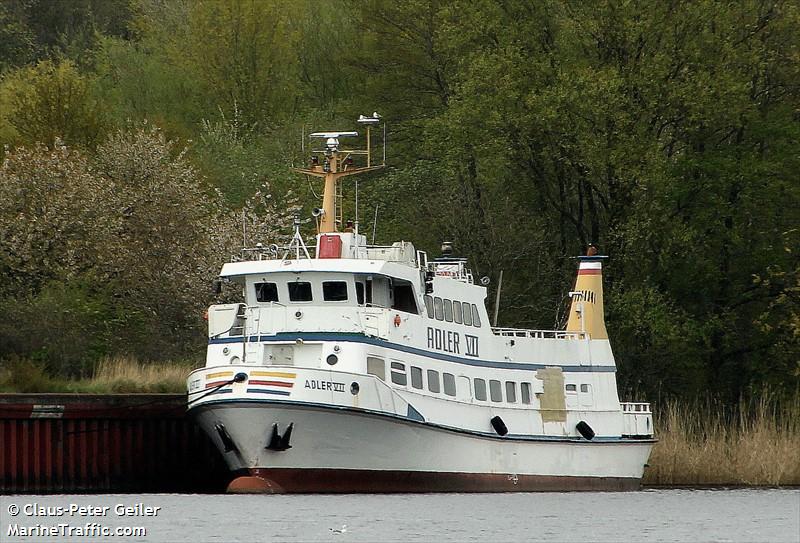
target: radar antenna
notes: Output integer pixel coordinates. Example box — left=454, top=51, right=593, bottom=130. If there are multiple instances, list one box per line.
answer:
left=294, top=114, right=385, bottom=234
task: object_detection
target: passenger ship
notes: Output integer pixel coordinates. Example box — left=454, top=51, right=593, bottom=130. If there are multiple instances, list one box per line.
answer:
left=186, top=118, right=655, bottom=493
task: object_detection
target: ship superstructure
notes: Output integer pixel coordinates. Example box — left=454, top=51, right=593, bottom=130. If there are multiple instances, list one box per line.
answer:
left=187, top=118, right=654, bottom=493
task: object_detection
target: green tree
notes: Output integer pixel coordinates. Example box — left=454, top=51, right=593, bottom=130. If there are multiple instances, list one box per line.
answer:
left=3, top=59, right=105, bottom=147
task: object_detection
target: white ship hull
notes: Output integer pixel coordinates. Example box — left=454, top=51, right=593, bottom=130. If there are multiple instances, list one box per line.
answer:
left=191, top=397, right=653, bottom=493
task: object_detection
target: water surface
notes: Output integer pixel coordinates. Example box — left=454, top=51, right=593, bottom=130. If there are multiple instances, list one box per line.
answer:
left=2, top=489, right=798, bottom=542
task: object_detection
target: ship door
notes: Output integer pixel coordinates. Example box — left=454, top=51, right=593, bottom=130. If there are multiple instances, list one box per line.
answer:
left=362, top=307, right=385, bottom=337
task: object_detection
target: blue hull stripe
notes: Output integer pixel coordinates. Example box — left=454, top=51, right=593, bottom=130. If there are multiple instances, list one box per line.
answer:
left=191, top=397, right=654, bottom=445
left=209, top=332, right=616, bottom=373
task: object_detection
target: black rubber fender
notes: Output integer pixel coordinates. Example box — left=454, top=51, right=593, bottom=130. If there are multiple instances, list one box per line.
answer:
left=576, top=420, right=595, bottom=440
left=490, top=416, right=508, bottom=436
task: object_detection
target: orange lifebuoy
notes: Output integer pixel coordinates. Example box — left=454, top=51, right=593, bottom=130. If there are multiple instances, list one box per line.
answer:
left=394, top=315, right=401, bottom=327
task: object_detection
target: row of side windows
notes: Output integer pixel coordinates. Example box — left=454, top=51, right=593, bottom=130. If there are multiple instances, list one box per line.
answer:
left=369, top=357, right=534, bottom=405
left=423, top=296, right=482, bottom=327
left=472, top=378, right=533, bottom=404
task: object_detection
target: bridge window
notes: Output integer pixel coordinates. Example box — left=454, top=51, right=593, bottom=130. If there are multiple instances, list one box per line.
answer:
left=489, top=380, right=502, bottom=402
left=367, top=357, right=385, bottom=381
left=453, top=301, right=463, bottom=324
left=255, top=282, right=279, bottom=302
left=323, top=281, right=348, bottom=302
left=410, top=366, right=423, bottom=390
left=463, top=303, right=472, bottom=326
left=521, top=382, right=532, bottom=404
left=471, top=304, right=481, bottom=327
left=288, top=281, right=312, bottom=302
left=427, top=370, right=440, bottom=393
left=566, top=384, right=577, bottom=393
left=444, top=299, right=453, bottom=322
left=505, top=381, right=517, bottom=403
left=580, top=384, right=590, bottom=393
left=424, top=295, right=434, bottom=318
left=442, top=373, right=456, bottom=396
left=392, top=282, right=419, bottom=314
left=474, top=378, right=487, bottom=401
left=390, top=362, right=407, bottom=386
left=434, top=297, right=443, bottom=320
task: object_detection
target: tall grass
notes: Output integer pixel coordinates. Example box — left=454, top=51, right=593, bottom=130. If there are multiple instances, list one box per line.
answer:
left=0, top=355, right=196, bottom=393
left=644, top=394, right=800, bottom=486
left=86, top=357, right=195, bottom=393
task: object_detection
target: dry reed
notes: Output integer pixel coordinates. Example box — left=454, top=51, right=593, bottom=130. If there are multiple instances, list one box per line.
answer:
left=86, top=356, right=195, bottom=393
left=643, top=394, right=800, bottom=486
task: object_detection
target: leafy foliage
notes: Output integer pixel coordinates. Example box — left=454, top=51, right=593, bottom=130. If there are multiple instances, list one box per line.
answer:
left=0, top=0, right=797, bottom=401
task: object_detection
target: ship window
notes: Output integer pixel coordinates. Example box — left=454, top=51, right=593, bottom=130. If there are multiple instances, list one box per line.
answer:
left=463, top=303, right=472, bottom=326
left=356, top=282, right=365, bottom=305
left=489, top=380, right=502, bottom=402
left=367, top=357, right=385, bottom=381
left=453, top=301, right=463, bottom=324
left=471, top=304, right=481, bottom=327
left=411, top=366, right=423, bottom=390
left=390, top=362, right=407, bottom=386
left=392, top=282, right=419, bottom=314
left=474, top=378, right=487, bottom=401
left=323, top=281, right=348, bottom=302
left=427, top=370, right=440, bottom=393
left=443, top=299, right=453, bottom=322
left=255, top=282, right=279, bottom=302
left=580, top=384, right=590, bottom=393
left=424, top=295, right=434, bottom=318
left=442, top=373, right=456, bottom=396
left=566, top=384, right=577, bottom=393
left=366, top=279, right=373, bottom=305
left=434, top=297, right=444, bottom=320
left=288, top=281, right=312, bottom=302
left=521, top=382, right=532, bottom=404
left=505, top=381, right=517, bottom=403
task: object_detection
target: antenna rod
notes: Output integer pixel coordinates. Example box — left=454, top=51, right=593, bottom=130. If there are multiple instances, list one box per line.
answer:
left=372, top=204, right=379, bottom=244
left=493, top=270, right=504, bottom=327
left=366, top=125, right=371, bottom=168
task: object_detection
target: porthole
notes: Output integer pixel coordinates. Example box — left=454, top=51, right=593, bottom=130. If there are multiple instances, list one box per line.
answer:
left=295, top=310, right=303, bottom=319
left=326, top=354, right=339, bottom=366
left=350, top=382, right=360, bottom=395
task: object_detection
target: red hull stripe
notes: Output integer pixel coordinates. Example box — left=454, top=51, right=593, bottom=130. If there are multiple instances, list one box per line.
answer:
left=577, top=269, right=601, bottom=275
left=248, top=380, right=293, bottom=388
left=205, top=381, right=230, bottom=388
left=234, top=468, right=641, bottom=494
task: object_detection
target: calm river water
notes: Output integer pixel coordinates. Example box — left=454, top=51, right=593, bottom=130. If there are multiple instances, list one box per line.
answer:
left=1, top=489, right=798, bottom=542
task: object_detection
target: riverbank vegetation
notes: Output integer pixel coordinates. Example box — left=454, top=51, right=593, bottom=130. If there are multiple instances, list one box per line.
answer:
left=0, top=355, right=192, bottom=393
left=0, top=1, right=798, bottom=408
left=644, top=394, right=800, bottom=486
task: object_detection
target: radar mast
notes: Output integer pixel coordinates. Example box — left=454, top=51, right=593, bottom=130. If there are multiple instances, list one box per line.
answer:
left=294, top=113, right=385, bottom=234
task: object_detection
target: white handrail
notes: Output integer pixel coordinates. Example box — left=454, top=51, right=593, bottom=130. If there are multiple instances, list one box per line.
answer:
left=491, top=327, right=587, bottom=340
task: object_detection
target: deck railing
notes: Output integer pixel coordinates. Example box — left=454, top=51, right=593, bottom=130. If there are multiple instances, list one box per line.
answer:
left=491, top=327, right=587, bottom=340
left=620, top=402, right=652, bottom=414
